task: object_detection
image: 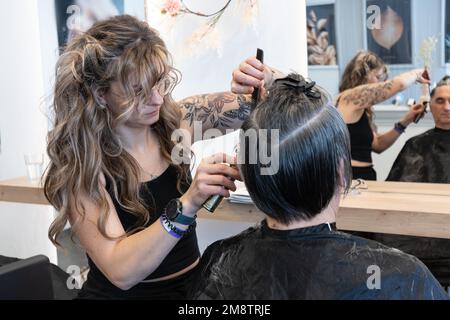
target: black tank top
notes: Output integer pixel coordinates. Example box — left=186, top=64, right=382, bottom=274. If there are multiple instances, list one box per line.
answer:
left=347, top=112, right=374, bottom=163
left=85, top=165, right=200, bottom=289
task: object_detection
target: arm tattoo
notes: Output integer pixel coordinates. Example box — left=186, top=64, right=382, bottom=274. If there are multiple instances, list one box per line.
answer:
left=343, top=81, right=394, bottom=107
left=222, top=95, right=251, bottom=124
left=180, top=93, right=251, bottom=129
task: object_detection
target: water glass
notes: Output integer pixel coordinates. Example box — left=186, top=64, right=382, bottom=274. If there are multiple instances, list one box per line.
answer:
left=24, top=153, right=44, bottom=182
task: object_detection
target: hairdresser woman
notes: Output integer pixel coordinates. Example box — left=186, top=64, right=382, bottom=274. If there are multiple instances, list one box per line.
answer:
left=44, top=15, right=250, bottom=299
left=232, top=51, right=430, bottom=180
left=335, top=51, right=430, bottom=180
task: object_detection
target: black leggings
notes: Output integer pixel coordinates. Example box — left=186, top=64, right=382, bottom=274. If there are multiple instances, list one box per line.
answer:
left=352, top=166, right=377, bottom=181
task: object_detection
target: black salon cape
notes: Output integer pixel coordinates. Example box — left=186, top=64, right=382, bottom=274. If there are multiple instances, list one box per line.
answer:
left=387, top=128, right=450, bottom=182
left=374, top=128, right=450, bottom=287
left=189, top=221, right=448, bottom=300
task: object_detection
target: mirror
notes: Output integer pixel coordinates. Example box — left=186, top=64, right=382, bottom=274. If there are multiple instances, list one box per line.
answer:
left=307, top=0, right=450, bottom=182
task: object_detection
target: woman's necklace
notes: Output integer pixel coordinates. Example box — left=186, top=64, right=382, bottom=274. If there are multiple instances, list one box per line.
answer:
left=141, top=166, right=163, bottom=182
left=137, top=132, right=166, bottom=182
left=140, top=159, right=170, bottom=182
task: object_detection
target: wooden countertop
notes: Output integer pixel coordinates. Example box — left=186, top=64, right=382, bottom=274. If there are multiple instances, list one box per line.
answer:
left=1, top=177, right=450, bottom=239
left=196, top=181, right=450, bottom=239
left=0, top=177, right=48, bottom=205
left=337, top=181, right=450, bottom=239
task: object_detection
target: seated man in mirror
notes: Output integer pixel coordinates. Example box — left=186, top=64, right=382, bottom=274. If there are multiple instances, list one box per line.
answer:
left=387, top=76, right=450, bottom=182
left=372, top=76, right=450, bottom=290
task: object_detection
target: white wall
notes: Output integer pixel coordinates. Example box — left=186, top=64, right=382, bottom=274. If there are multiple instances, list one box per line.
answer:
left=147, top=0, right=308, bottom=100
left=124, top=0, right=146, bottom=20
left=0, top=0, right=57, bottom=263
left=309, top=66, right=340, bottom=97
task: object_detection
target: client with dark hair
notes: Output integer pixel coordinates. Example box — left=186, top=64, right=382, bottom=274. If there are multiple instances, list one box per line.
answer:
left=189, top=73, right=448, bottom=300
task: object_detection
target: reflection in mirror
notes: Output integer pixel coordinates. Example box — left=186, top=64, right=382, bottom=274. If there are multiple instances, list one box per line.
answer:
left=306, top=0, right=449, bottom=182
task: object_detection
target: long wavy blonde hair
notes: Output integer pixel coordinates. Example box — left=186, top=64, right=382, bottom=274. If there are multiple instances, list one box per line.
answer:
left=339, top=50, right=388, bottom=129
left=45, top=15, right=188, bottom=246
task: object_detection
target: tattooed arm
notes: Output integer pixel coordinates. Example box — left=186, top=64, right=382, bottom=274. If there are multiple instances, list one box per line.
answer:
left=176, top=57, right=283, bottom=141
left=340, top=81, right=396, bottom=111
left=339, top=69, right=429, bottom=111
left=178, top=92, right=252, bottom=142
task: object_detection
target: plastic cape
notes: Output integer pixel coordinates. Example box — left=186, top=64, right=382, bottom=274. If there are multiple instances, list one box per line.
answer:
left=387, top=128, right=450, bottom=183
left=373, top=128, right=450, bottom=287
left=189, top=221, right=448, bottom=300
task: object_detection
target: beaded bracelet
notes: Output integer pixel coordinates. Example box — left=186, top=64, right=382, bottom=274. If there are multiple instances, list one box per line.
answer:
left=160, top=215, right=193, bottom=239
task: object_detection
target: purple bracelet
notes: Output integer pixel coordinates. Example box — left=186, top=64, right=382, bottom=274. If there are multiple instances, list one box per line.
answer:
left=160, top=215, right=183, bottom=239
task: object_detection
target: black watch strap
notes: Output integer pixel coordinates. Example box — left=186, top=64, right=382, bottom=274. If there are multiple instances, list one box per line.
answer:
left=394, top=122, right=406, bottom=134
left=165, top=199, right=196, bottom=226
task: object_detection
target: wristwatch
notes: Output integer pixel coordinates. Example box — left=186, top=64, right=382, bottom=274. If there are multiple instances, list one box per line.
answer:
left=165, top=198, right=196, bottom=226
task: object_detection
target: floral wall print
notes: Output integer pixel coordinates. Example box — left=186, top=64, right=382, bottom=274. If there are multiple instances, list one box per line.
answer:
left=366, top=0, right=412, bottom=65
left=153, top=0, right=258, bottom=56
left=306, top=4, right=337, bottom=66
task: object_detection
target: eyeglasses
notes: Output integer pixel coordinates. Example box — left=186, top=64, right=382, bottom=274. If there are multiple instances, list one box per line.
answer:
left=133, top=75, right=177, bottom=97
left=152, top=74, right=177, bottom=96
left=111, top=74, right=178, bottom=100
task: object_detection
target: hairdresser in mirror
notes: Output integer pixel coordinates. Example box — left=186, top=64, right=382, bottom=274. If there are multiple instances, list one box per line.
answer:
left=232, top=51, right=430, bottom=180
left=334, top=51, right=430, bottom=180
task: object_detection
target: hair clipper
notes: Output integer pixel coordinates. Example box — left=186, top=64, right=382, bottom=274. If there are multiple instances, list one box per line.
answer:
left=202, top=164, right=237, bottom=213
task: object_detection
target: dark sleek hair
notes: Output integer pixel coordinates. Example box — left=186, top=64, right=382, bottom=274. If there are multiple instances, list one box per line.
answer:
left=239, top=73, right=352, bottom=225
left=431, top=76, right=450, bottom=98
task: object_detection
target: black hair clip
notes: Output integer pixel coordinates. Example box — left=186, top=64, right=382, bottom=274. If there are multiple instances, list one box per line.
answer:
left=275, top=75, right=322, bottom=99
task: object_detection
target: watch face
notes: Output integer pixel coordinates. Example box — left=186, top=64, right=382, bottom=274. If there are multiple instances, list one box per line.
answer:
left=166, top=199, right=180, bottom=220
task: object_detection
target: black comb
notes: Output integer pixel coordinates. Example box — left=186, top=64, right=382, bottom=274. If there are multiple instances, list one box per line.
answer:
left=251, top=48, right=264, bottom=111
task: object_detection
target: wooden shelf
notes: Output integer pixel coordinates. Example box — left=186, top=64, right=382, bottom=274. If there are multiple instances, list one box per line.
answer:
left=0, top=177, right=48, bottom=205
left=1, top=177, right=450, bottom=239
left=338, top=181, right=450, bottom=239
